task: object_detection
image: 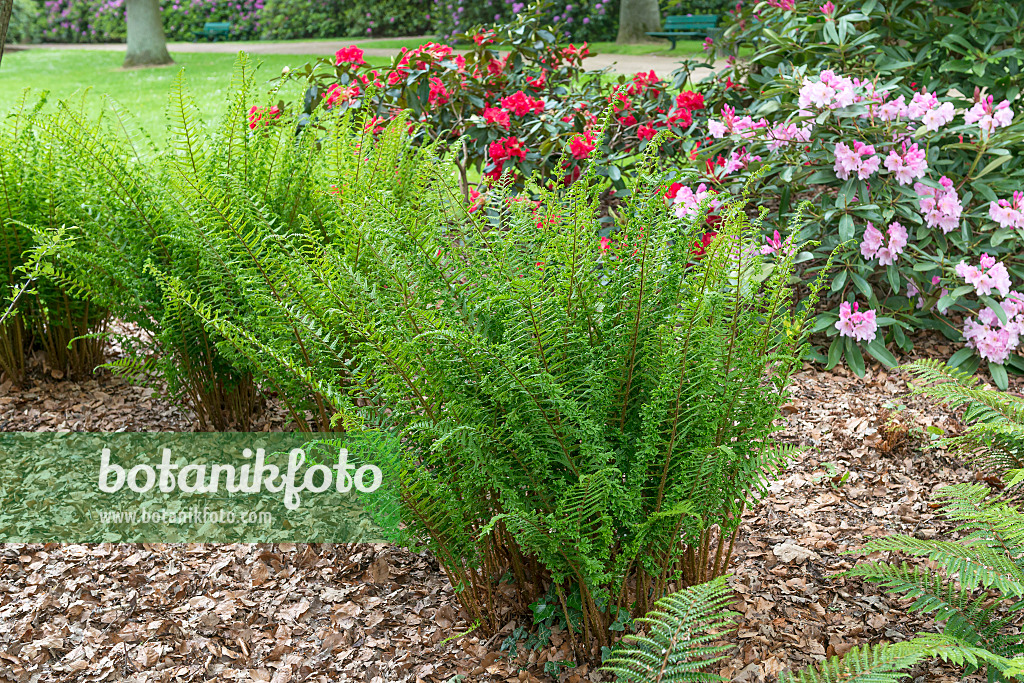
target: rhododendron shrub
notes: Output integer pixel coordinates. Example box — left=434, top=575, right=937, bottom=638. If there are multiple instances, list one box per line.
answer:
left=674, top=2, right=1024, bottom=386
left=695, top=67, right=1024, bottom=383
left=282, top=10, right=705, bottom=193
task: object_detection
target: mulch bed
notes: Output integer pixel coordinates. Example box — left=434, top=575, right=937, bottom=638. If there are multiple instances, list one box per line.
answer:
left=1, top=331, right=1021, bottom=682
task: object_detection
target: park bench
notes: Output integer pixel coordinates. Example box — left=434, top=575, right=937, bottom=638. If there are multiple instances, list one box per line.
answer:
left=193, top=22, right=232, bottom=42
left=646, top=14, right=719, bottom=50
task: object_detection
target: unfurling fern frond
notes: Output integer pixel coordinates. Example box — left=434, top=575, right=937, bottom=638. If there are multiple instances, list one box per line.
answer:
left=602, top=576, right=736, bottom=683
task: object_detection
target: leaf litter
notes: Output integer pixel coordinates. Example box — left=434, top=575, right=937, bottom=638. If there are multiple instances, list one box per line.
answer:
left=2, top=332, right=1022, bottom=682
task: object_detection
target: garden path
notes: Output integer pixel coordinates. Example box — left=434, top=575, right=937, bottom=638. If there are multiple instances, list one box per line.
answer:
left=28, top=40, right=727, bottom=76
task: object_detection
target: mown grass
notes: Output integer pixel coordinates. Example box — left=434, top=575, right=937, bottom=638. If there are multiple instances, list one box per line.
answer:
left=0, top=49, right=390, bottom=142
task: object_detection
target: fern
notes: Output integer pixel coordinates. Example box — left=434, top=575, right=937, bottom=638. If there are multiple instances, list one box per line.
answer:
left=904, top=359, right=1024, bottom=472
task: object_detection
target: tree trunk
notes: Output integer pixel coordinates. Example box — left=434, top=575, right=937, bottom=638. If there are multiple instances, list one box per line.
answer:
left=0, top=0, right=13, bottom=69
left=616, top=0, right=662, bottom=44
left=124, top=0, right=173, bottom=68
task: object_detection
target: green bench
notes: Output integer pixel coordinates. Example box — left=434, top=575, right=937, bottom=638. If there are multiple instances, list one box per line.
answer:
left=647, top=14, right=719, bottom=50
left=193, top=22, right=231, bottom=41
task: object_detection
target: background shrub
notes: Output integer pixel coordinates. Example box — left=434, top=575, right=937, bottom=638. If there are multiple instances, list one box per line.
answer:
left=434, top=0, right=620, bottom=42
left=8, top=0, right=44, bottom=44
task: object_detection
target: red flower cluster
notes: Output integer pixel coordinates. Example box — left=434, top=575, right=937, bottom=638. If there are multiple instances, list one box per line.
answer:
left=569, top=132, right=595, bottom=160
left=483, top=106, right=511, bottom=130
left=324, top=83, right=360, bottom=109
left=428, top=78, right=450, bottom=106
left=501, top=91, right=545, bottom=117
left=335, top=46, right=366, bottom=67
left=626, top=70, right=662, bottom=96
left=560, top=43, right=590, bottom=66
left=486, top=136, right=529, bottom=180
left=247, top=105, right=281, bottom=130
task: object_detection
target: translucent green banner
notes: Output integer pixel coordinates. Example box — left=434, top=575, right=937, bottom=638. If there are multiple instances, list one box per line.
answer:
left=0, top=432, right=403, bottom=543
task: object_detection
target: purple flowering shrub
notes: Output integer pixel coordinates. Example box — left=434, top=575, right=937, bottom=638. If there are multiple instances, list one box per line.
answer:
left=683, top=2, right=1024, bottom=386
left=38, top=0, right=427, bottom=43
left=39, top=0, right=262, bottom=42
left=433, top=0, right=619, bottom=42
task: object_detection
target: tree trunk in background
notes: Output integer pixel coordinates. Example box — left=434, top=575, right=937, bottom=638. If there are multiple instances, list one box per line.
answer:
left=616, top=0, right=662, bottom=43
left=0, top=0, right=13, bottom=69
left=124, top=0, right=173, bottom=68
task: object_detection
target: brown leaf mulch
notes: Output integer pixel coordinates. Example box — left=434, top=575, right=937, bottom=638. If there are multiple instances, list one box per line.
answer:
left=2, top=336, right=1022, bottom=682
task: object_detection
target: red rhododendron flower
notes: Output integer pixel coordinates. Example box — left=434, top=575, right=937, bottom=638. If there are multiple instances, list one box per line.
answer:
left=692, top=231, right=717, bottom=257
left=388, top=68, right=409, bottom=87
left=675, top=90, right=705, bottom=111
left=637, top=124, right=656, bottom=141
left=526, top=70, right=547, bottom=90
left=483, top=107, right=511, bottom=130
left=626, top=70, right=661, bottom=96
left=335, top=46, right=366, bottom=66
left=667, top=107, right=693, bottom=128
left=323, top=83, right=361, bottom=109
left=428, top=77, right=449, bottom=106
left=561, top=42, right=590, bottom=64
left=248, top=105, right=281, bottom=129
left=569, top=132, right=595, bottom=160
left=473, top=29, right=496, bottom=45
left=489, top=136, right=528, bottom=164
left=501, top=91, right=545, bottom=117
left=665, top=182, right=684, bottom=200
left=618, top=114, right=637, bottom=128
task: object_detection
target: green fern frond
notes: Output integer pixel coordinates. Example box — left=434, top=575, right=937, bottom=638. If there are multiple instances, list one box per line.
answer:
left=602, top=576, right=737, bottom=683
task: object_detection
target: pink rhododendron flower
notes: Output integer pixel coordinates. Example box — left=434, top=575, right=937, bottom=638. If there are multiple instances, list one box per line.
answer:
left=962, top=292, right=1024, bottom=365
left=904, top=90, right=955, bottom=130
left=799, top=70, right=856, bottom=110
left=989, top=191, right=1024, bottom=229
left=767, top=0, right=795, bottom=8
left=335, top=46, right=366, bottom=66
left=835, top=301, right=877, bottom=342
left=820, top=1, right=835, bottom=18
left=833, top=140, right=880, bottom=180
left=761, top=230, right=794, bottom=257
left=672, top=183, right=722, bottom=221
left=873, top=94, right=908, bottom=122
left=955, top=254, right=1012, bottom=297
left=860, top=221, right=907, bottom=266
left=723, top=147, right=763, bottom=174
left=914, top=176, right=962, bottom=233
left=964, top=96, right=1014, bottom=136
left=883, top=141, right=928, bottom=185
left=707, top=104, right=767, bottom=139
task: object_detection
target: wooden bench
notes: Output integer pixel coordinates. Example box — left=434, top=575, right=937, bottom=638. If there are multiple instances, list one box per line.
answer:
left=646, top=15, right=719, bottom=50
left=193, top=22, right=232, bottom=42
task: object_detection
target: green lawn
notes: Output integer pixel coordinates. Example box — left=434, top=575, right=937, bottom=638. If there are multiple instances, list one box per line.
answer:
left=0, top=50, right=390, bottom=142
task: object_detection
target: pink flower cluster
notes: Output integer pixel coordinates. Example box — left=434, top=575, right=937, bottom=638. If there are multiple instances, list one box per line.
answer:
left=707, top=105, right=767, bottom=139
left=883, top=141, right=928, bottom=185
left=956, top=254, right=1013, bottom=298
left=833, top=140, right=880, bottom=180
left=765, top=122, right=813, bottom=151
left=914, top=176, right=962, bottom=233
left=669, top=183, right=722, bottom=221
left=964, top=96, right=1014, bottom=136
left=989, top=192, right=1024, bottom=229
left=869, top=91, right=954, bottom=131
left=860, top=221, right=908, bottom=266
left=835, top=301, right=877, bottom=342
left=963, top=294, right=1023, bottom=364
left=798, top=70, right=857, bottom=110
